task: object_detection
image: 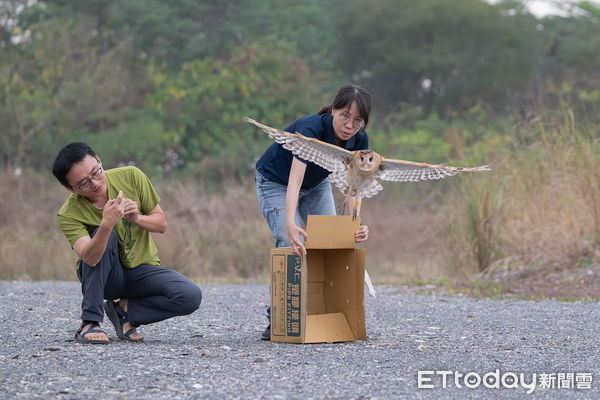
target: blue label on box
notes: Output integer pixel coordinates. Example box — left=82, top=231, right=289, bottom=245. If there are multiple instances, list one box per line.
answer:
left=286, top=254, right=301, bottom=336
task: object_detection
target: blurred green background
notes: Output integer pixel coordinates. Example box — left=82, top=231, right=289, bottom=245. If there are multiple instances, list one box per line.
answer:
left=1, top=0, right=599, bottom=290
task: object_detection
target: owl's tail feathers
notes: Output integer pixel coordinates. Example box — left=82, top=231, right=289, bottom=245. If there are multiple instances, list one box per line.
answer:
left=363, top=180, right=384, bottom=198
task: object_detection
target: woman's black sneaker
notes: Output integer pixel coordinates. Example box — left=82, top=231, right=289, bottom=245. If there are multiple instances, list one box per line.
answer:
left=261, top=324, right=271, bottom=341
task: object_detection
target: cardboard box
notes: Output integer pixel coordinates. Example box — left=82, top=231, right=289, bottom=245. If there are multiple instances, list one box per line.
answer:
left=270, top=215, right=367, bottom=343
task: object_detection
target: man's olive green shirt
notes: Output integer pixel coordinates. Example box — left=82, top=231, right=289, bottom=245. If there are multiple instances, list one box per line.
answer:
left=57, top=166, right=161, bottom=268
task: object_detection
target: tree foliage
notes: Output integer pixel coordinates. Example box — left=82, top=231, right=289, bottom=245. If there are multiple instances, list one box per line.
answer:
left=0, top=0, right=598, bottom=179
left=334, top=0, right=539, bottom=115
left=149, top=40, right=328, bottom=179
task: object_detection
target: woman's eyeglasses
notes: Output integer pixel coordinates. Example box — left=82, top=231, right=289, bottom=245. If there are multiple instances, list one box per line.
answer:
left=339, top=112, right=364, bottom=129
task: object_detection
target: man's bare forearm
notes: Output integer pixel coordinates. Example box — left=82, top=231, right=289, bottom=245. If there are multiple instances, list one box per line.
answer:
left=79, top=225, right=113, bottom=266
left=133, top=213, right=167, bottom=233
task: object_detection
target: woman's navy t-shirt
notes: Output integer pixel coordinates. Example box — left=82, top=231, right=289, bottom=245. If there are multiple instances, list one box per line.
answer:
left=255, top=113, right=369, bottom=189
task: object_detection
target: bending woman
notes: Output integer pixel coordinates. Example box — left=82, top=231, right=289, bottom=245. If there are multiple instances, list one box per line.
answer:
left=255, top=84, right=371, bottom=339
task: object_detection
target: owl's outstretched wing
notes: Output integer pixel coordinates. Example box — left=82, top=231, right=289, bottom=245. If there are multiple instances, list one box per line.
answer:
left=245, top=117, right=353, bottom=173
left=378, top=157, right=492, bottom=182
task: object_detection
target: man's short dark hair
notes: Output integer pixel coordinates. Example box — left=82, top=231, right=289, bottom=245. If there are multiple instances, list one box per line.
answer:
left=52, top=142, right=97, bottom=187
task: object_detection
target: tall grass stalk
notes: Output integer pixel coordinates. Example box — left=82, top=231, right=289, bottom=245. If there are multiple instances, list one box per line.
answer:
left=445, top=175, right=504, bottom=274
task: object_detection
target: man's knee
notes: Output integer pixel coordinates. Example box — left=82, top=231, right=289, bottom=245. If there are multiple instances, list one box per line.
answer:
left=174, top=283, right=202, bottom=315
left=187, top=284, right=202, bottom=312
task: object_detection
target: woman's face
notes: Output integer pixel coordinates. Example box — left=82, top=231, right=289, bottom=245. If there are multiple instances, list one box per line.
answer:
left=331, top=101, right=365, bottom=142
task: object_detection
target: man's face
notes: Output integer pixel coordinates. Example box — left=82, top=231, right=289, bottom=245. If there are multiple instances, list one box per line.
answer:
left=65, top=155, right=106, bottom=196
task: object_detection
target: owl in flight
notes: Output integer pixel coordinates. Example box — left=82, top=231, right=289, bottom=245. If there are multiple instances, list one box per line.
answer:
left=245, top=118, right=491, bottom=219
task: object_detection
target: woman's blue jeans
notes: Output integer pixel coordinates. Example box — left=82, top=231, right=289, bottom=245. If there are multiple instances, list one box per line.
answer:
left=255, top=172, right=336, bottom=248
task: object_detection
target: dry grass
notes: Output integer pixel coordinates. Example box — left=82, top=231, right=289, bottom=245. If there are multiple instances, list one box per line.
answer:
left=443, top=174, right=504, bottom=277
left=0, top=171, right=275, bottom=282
left=1, top=107, right=597, bottom=285
left=0, top=168, right=446, bottom=283
left=441, top=107, right=600, bottom=278
left=356, top=187, right=450, bottom=283
left=154, top=179, right=273, bottom=282
left=0, top=170, right=78, bottom=280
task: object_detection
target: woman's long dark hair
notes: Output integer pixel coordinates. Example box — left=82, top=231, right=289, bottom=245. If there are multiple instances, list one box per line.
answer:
left=318, top=84, right=372, bottom=127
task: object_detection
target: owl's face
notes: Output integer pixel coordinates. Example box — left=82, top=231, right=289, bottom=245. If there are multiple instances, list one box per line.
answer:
left=354, top=150, right=381, bottom=172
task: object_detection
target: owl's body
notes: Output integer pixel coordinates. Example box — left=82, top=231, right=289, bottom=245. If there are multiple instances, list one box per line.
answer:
left=246, top=118, right=491, bottom=218
left=330, top=150, right=383, bottom=199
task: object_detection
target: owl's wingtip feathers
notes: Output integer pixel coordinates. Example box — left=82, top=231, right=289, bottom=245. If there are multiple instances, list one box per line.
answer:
left=244, top=117, right=282, bottom=137
left=471, top=164, right=493, bottom=172
left=452, top=164, right=493, bottom=173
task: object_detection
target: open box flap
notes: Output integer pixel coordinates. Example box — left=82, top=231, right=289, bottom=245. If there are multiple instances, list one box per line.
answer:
left=305, top=215, right=361, bottom=249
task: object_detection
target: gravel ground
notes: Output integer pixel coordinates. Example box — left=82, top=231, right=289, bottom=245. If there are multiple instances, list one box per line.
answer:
left=0, top=281, right=599, bottom=400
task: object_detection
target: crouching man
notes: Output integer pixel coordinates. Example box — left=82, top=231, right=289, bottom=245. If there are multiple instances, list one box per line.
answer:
left=53, top=142, right=202, bottom=344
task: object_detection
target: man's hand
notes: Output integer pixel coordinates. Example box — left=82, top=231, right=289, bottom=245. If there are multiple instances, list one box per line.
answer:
left=122, top=198, right=140, bottom=223
left=355, top=224, right=369, bottom=242
left=100, top=190, right=125, bottom=229
left=287, top=223, right=308, bottom=259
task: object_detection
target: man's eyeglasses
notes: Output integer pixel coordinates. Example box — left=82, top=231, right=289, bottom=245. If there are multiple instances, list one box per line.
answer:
left=73, top=164, right=104, bottom=191
left=339, top=112, right=364, bottom=130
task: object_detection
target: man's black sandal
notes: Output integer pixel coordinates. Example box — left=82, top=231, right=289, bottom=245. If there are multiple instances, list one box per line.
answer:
left=103, top=300, right=143, bottom=342
left=75, top=322, right=110, bottom=344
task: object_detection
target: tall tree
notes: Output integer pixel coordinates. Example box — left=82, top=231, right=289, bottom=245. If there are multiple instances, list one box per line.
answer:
left=333, top=0, right=538, bottom=116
